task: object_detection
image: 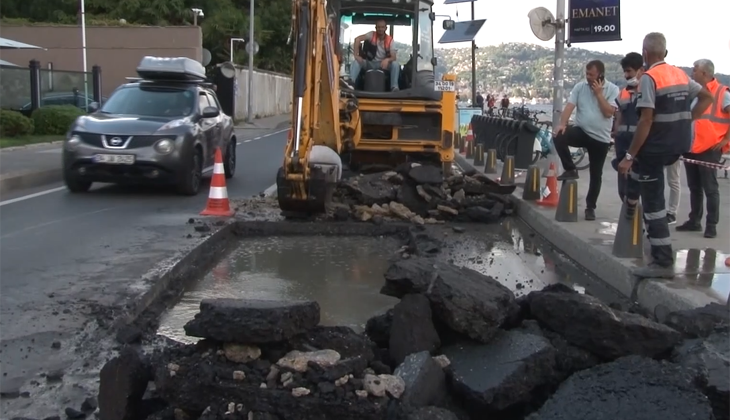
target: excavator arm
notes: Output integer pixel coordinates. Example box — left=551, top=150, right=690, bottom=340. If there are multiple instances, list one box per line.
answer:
left=276, top=0, right=344, bottom=214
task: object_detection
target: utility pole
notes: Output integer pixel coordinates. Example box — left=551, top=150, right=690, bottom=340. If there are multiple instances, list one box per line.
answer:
left=548, top=0, right=566, bottom=172
left=470, top=0, right=476, bottom=106
left=551, top=0, right=566, bottom=131
left=80, top=0, right=89, bottom=112
left=247, top=0, right=254, bottom=123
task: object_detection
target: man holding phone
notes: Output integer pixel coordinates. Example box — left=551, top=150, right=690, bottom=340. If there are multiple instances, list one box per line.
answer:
left=554, top=60, right=620, bottom=220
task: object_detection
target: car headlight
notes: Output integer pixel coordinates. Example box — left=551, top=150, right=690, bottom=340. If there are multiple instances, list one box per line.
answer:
left=154, top=138, right=175, bottom=154
left=65, top=135, right=82, bottom=152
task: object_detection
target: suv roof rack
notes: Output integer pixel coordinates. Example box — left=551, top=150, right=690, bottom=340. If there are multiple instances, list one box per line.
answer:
left=124, top=76, right=215, bottom=89
left=136, top=56, right=207, bottom=81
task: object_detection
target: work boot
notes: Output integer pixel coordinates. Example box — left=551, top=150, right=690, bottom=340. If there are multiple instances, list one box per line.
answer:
left=557, top=170, right=579, bottom=181
left=666, top=213, right=676, bottom=225
left=676, top=221, right=702, bottom=232
left=704, top=225, right=717, bottom=238
left=631, top=263, right=675, bottom=279
left=585, top=208, right=596, bottom=221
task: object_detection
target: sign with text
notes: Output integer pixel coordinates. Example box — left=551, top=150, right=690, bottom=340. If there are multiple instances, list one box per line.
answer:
left=568, top=0, right=621, bottom=43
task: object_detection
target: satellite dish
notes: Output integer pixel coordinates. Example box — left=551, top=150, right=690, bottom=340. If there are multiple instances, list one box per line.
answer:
left=527, top=7, right=556, bottom=41
left=219, top=62, right=236, bottom=79
left=202, top=48, right=212, bottom=66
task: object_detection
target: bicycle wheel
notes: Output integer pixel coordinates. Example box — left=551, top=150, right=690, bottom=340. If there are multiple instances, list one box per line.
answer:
left=573, top=147, right=590, bottom=170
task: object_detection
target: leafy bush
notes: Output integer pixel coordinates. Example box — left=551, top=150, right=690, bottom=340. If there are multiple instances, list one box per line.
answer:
left=32, top=105, right=85, bottom=135
left=0, top=109, right=35, bottom=137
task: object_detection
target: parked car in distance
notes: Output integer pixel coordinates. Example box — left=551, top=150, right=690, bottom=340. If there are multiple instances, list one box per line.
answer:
left=62, top=56, right=236, bottom=195
left=20, top=92, right=107, bottom=112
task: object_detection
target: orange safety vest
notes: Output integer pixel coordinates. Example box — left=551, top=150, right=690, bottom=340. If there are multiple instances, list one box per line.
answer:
left=692, top=78, right=730, bottom=153
left=370, top=32, right=393, bottom=56
left=641, top=63, right=693, bottom=156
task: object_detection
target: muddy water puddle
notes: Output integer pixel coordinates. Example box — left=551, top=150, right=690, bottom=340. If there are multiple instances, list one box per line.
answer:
left=158, top=221, right=629, bottom=343
left=158, top=236, right=401, bottom=343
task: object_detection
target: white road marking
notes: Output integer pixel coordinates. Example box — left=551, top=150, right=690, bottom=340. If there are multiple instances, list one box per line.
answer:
left=0, top=186, right=67, bottom=207
left=1, top=128, right=291, bottom=207
left=1, top=207, right=115, bottom=239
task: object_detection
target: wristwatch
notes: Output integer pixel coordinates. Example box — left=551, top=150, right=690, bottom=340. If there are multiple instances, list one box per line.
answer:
left=625, top=152, right=634, bottom=161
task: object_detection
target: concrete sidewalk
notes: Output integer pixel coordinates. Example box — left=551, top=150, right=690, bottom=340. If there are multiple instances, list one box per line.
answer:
left=456, top=150, right=730, bottom=316
left=0, top=113, right=292, bottom=196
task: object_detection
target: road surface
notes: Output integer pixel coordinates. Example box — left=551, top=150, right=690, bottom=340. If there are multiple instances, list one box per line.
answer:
left=0, top=128, right=288, bottom=415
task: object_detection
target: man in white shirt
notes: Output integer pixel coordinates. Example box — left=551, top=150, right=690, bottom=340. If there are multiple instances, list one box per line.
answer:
left=554, top=60, right=620, bottom=221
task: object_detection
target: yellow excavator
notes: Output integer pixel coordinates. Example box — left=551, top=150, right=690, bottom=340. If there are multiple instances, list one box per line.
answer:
left=276, top=0, right=458, bottom=213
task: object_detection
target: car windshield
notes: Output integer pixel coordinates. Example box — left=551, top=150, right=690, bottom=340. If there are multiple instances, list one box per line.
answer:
left=100, top=86, right=195, bottom=117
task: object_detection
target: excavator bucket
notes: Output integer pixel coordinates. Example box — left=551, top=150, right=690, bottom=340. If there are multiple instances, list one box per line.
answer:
left=276, top=146, right=343, bottom=214
left=276, top=166, right=332, bottom=214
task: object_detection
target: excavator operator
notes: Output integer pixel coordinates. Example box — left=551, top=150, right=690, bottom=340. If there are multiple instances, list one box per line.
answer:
left=349, top=19, right=400, bottom=92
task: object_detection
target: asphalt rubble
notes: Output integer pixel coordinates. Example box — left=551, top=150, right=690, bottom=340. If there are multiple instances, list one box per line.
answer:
left=223, top=162, right=516, bottom=227
left=92, top=238, right=730, bottom=420
left=11, top=164, right=730, bottom=420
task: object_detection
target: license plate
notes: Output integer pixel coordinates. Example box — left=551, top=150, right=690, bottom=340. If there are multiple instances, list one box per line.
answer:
left=93, top=154, right=135, bottom=165
left=434, top=81, right=456, bottom=92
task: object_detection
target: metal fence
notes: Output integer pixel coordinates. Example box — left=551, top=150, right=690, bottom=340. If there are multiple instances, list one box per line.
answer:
left=0, top=61, right=101, bottom=116
left=0, top=66, right=32, bottom=110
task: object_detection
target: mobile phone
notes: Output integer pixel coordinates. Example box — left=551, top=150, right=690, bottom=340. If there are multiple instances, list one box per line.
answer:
left=598, top=74, right=605, bottom=83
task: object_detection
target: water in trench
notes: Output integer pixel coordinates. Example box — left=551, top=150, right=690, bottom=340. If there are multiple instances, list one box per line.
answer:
left=157, top=235, right=401, bottom=343
left=157, top=220, right=629, bottom=343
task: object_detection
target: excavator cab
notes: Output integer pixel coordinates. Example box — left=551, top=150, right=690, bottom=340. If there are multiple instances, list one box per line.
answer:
left=277, top=0, right=457, bottom=214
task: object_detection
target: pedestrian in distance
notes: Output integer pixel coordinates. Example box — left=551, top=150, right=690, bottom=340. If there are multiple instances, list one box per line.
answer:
left=675, top=59, right=730, bottom=239
left=554, top=60, right=620, bottom=221
left=617, top=32, right=714, bottom=279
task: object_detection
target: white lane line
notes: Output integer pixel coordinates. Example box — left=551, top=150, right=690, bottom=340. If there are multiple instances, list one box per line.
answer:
left=0, top=130, right=291, bottom=207
left=1, top=207, right=115, bottom=239
left=241, top=128, right=290, bottom=143
left=0, top=186, right=67, bottom=207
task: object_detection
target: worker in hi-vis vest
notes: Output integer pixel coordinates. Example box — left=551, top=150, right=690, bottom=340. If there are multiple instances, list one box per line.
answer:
left=349, top=19, right=401, bottom=92
left=617, top=32, right=714, bottom=280
left=675, top=59, right=730, bottom=239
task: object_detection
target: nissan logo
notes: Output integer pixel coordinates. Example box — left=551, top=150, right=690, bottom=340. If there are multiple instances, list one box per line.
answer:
left=110, top=137, right=123, bottom=146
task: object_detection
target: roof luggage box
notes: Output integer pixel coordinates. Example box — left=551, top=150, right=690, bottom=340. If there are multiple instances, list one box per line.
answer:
left=136, top=56, right=207, bottom=81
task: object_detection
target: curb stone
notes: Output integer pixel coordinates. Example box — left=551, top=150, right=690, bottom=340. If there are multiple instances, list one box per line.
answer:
left=1, top=140, right=64, bottom=152
left=453, top=153, right=714, bottom=316
left=0, top=168, right=63, bottom=196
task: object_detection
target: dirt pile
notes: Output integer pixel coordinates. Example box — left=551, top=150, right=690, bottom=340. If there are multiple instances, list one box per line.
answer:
left=96, top=251, right=729, bottom=420
left=331, top=163, right=516, bottom=225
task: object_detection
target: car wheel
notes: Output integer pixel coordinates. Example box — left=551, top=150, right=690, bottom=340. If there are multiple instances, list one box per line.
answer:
left=177, top=149, right=203, bottom=196
left=224, top=140, right=236, bottom=179
left=64, top=170, right=92, bottom=193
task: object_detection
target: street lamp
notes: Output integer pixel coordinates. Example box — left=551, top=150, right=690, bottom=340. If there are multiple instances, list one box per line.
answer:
left=230, top=38, right=246, bottom=63
left=191, top=8, right=204, bottom=26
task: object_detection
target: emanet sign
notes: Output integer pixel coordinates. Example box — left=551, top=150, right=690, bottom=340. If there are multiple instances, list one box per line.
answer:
left=568, top=0, right=621, bottom=43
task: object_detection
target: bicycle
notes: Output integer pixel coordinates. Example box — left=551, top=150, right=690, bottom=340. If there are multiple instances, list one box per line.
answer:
left=531, top=121, right=589, bottom=170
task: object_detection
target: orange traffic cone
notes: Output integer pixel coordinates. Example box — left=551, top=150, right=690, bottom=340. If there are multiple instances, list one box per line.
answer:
left=462, top=123, right=474, bottom=155
left=200, top=147, right=235, bottom=217
left=536, top=162, right=559, bottom=207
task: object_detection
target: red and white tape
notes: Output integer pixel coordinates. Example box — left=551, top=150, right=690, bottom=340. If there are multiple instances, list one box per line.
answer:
left=680, top=157, right=730, bottom=171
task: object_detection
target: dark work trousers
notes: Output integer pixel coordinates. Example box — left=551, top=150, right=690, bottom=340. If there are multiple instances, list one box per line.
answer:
left=624, top=154, right=681, bottom=267
left=683, top=148, right=721, bottom=227
left=554, top=126, right=612, bottom=209
left=613, top=131, right=633, bottom=202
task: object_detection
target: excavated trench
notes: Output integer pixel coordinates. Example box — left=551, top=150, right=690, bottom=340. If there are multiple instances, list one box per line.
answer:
left=92, top=164, right=728, bottom=420
left=156, top=219, right=627, bottom=344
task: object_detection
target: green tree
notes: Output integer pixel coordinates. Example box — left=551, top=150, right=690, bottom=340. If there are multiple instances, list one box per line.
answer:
left=0, top=0, right=294, bottom=74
